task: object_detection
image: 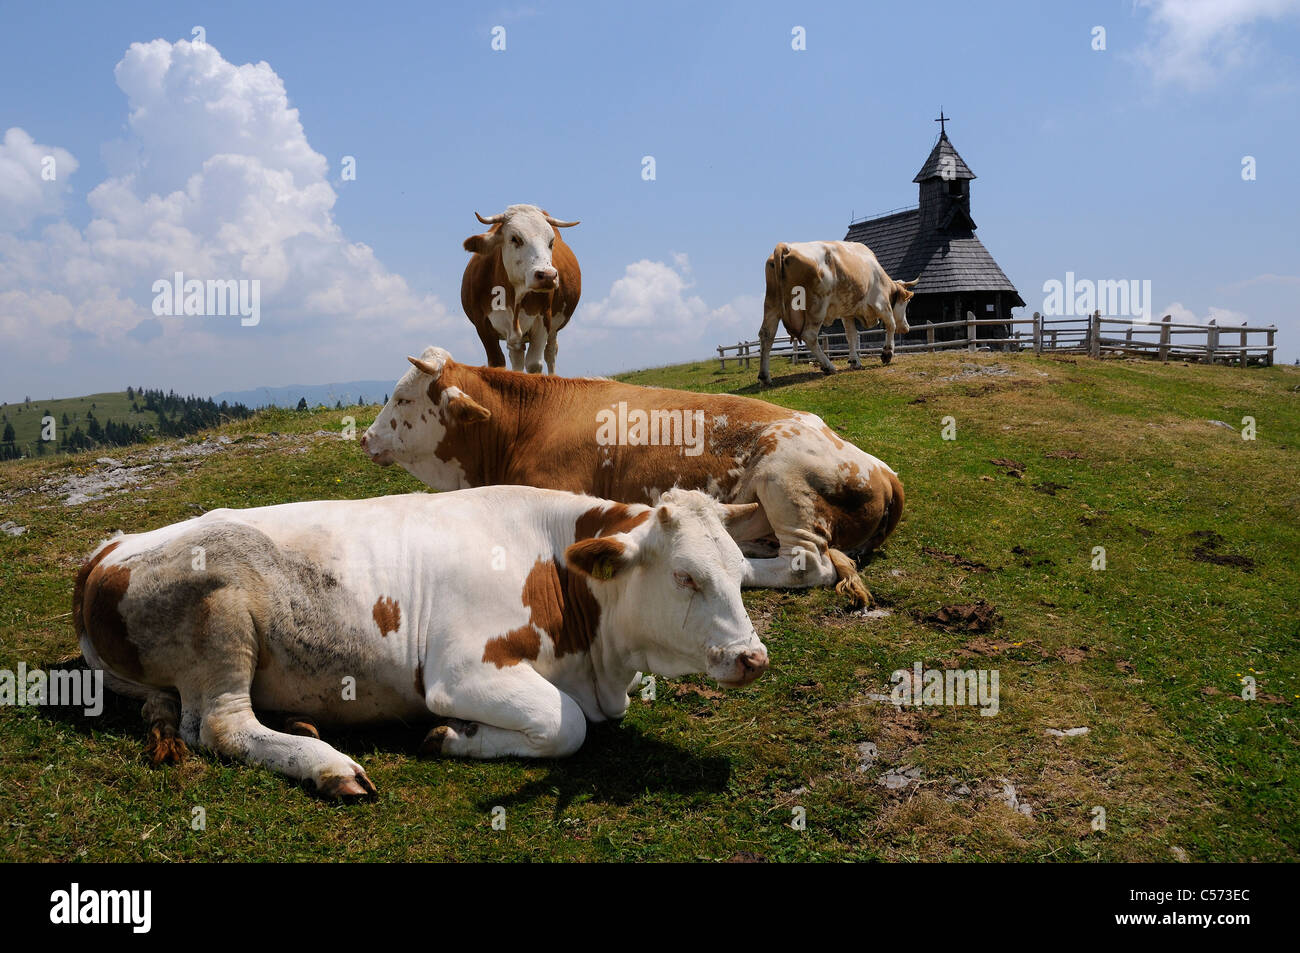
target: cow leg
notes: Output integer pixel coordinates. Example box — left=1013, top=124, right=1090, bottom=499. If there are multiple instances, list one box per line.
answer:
left=200, top=690, right=376, bottom=798
left=757, top=300, right=783, bottom=385
left=801, top=327, right=836, bottom=375
left=882, top=324, right=895, bottom=365
left=418, top=667, right=587, bottom=759
left=846, top=320, right=863, bottom=369
left=523, top=320, right=546, bottom=374
left=543, top=328, right=560, bottom=375
left=475, top=319, right=507, bottom=368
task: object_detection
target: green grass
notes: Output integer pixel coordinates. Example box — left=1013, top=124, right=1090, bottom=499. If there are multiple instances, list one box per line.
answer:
left=1, top=391, right=158, bottom=457
left=1, top=353, right=1297, bottom=861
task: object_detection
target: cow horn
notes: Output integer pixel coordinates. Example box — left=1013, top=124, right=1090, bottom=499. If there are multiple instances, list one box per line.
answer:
left=475, top=211, right=505, bottom=225
left=407, top=355, right=443, bottom=377
left=544, top=215, right=579, bottom=228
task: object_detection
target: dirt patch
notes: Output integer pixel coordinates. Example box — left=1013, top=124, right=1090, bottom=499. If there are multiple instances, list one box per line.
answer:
left=1032, top=481, right=1068, bottom=496
left=989, top=458, right=1025, bottom=478
left=921, top=546, right=991, bottom=573
left=922, top=601, right=1001, bottom=633
left=1012, top=545, right=1055, bottom=568
left=1188, top=531, right=1255, bottom=570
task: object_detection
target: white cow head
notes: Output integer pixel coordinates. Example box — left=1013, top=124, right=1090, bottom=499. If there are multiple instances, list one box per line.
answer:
left=567, top=489, right=769, bottom=688
left=360, top=346, right=490, bottom=489
left=891, top=277, right=920, bottom=334
left=463, top=204, right=578, bottom=296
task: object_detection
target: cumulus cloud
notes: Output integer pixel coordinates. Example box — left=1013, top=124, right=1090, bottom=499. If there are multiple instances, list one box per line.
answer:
left=0, top=128, right=79, bottom=231
left=1134, top=0, right=1300, bottom=89
left=1161, top=302, right=1251, bottom=325
left=0, top=38, right=453, bottom=394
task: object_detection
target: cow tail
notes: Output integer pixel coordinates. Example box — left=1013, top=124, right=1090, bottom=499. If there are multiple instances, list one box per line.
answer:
left=828, top=548, right=871, bottom=608
left=774, top=242, right=793, bottom=333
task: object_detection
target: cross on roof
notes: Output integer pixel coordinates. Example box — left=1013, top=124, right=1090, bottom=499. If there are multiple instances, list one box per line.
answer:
left=935, top=110, right=951, bottom=137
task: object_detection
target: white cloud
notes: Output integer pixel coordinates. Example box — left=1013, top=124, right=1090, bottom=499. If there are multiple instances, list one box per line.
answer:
left=1134, top=0, right=1300, bottom=89
left=1161, top=301, right=1251, bottom=325
left=0, top=128, right=79, bottom=231
left=0, top=38, right=453, bottom=393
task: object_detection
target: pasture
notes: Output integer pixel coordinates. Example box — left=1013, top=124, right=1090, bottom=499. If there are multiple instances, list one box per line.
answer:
left=1, top=352, right=1296, bottom=861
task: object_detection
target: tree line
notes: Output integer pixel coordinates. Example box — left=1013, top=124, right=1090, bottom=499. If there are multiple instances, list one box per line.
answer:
left=0, top=387, right=254, bottom=461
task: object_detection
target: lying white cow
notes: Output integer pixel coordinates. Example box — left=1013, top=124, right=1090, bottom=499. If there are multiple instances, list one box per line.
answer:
left=74, top=486, right=768, bottom=798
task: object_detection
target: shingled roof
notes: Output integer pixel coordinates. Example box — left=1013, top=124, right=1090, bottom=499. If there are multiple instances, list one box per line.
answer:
left=913, top=132, right=974, bottom=182
left=845, top=131, right=1023, bottom=307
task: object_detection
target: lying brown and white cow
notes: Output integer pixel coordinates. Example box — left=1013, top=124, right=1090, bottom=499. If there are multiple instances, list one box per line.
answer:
left=462, top=204, right=581, bottom=374
left=361, top=347, right=905, bottom=606
left=74, top=485, right=767, bottom=797
left=758, top=240, right=919, bottom=383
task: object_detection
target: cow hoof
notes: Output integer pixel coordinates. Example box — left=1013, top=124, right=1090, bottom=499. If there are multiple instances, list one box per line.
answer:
left=757, top=375, right=770, bottom=387
left=847, top=362, right=862, bottom=371
left=419, top=724, right=453, bottom=757
left=145, top=725, right=189, bottom=766
left=881, top=351, right=893, bottom=366
left=284, top=716, right=320, bottom=739
left=820, top=365, right=836, bottom=376
left=318, top=769, right=378, bottom=800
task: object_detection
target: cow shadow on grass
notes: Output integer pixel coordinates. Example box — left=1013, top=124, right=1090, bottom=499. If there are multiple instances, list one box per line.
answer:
left=468, top=720, right=733, bottom=818
left=735, top=363, right=887, bottom=395
left=33, top=658, right=730, bottom=812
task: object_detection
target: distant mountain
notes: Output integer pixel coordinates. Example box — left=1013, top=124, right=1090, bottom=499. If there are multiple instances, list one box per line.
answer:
left=212, top=380, right=396, bottom=409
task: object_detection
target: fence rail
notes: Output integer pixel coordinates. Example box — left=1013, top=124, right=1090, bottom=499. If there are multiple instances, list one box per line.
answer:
left=717, top=311, right=1277, bottom=370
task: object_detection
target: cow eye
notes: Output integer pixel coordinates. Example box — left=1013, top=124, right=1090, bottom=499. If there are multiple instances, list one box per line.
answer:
left=548, top=239, right=554, bottom=248
left=673, top=570, right=699, bottom=591
left=511, top=235, right=523, bottom=247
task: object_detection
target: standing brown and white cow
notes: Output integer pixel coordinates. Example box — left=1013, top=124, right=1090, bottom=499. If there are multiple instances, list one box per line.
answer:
left=361, top=347, right=905, bottom=607
left=461, top=204, right=581, bottom=374
left=758, top=240, right=919, bottom=384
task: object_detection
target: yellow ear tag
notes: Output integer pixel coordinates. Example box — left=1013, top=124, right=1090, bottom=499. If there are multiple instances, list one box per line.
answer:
left=592, top=559, right=615, bottom=580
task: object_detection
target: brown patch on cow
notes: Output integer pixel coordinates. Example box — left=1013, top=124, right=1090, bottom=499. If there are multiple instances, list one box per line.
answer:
left=73, top=540, right=121, bottom=638
left=821, top=426, right=845, bottom=450
left=372, top=596, right=401, bottom=636
left=77, top=543, right=142, bottom=679
left=575, top=503, right=649, bottom=540
left=482, top=557, right=602, bottom=668
left=389, top=418, right=397, bottom=430
left=414, top=662, right=426, bottom=699
left=403, top=421, right=413, bottom=429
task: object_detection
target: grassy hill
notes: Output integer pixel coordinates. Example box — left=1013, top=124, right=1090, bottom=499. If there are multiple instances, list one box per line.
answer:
left=0, top=391, right=157, bottom=456
left=1, top=352, right=1297, bottom=861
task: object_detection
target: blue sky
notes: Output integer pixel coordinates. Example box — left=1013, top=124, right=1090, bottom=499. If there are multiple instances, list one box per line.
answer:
left=2, top=0, right=1298, bottom=402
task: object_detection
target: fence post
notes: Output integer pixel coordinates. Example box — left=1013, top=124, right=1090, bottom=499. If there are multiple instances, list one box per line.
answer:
left=926, top=321, right=935, bottom=352
left=1089, top=310, right=1101, bottom=358
left=1267, top=326, right=1275, bottom=366
left=1205, top=319, right=1218, bottom=364
left=967, top=311, right=976, bottom=352
left=1239, top=322, right=1248, bottom=368
left=1033, top=312, right=1042, bottom=355
left=1159, top=314, right=1171, bottom=362
left=717, top=345, right=726, bottom=371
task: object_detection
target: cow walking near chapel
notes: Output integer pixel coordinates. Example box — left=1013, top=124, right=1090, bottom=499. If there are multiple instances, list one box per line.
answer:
left=73, top=486, right=767, bottom=798
left=361, top=347, right=905, bottom=607
left=758, top=240, right=919, bottom=383
left=461, top=204, right=581, bottom=374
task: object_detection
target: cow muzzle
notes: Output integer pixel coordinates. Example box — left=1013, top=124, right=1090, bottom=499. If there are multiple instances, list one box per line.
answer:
left=710, top=644, right=769, bottom=688
left=360, top=431, right=395, bottom=466
left=530, top=268, right=558, bottom=291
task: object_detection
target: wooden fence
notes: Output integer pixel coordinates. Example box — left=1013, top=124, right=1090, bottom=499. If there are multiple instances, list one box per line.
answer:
left=717, top=311, right=1277, bottom=370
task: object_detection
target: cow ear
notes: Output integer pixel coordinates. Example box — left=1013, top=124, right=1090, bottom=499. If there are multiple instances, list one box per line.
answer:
left=565, top=537, right=636, bottom=580
left=463, top=229, right=504, bottom=254
left=445, top=392, right=490, bottom=424
left=718, top=501, right=770, bottom=542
